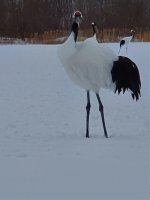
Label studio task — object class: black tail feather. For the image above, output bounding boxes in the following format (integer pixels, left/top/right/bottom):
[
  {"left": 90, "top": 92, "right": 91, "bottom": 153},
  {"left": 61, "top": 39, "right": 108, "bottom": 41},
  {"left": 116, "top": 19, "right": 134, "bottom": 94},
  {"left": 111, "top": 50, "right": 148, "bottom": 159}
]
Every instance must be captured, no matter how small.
[
  {"left": 120, "top": 40, "right": 125, "bottom": 47},
  {"left": 111, "top": 56, "right": 141, "bottom": 100}
]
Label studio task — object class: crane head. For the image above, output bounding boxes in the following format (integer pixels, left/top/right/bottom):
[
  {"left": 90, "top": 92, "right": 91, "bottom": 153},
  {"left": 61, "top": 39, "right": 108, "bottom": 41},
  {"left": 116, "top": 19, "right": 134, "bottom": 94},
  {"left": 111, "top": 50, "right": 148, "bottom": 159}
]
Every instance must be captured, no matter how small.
[{"left": 73, "top": 11, "right": 83, "bottom": 26}]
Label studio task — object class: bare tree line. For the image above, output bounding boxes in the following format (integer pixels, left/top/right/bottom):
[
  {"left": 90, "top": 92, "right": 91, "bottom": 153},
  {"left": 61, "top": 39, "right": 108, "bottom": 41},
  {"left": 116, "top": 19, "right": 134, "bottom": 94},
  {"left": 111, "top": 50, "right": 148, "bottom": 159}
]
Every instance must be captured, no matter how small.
[{"left": 0, "top": 0, "right": 150, "bottom": 42}]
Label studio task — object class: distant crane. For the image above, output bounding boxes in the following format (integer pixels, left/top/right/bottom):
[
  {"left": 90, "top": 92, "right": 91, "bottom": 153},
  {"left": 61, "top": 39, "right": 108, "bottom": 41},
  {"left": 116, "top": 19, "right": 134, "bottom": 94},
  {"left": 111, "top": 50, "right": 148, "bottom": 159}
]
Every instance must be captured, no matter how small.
[
  {"left": 118, "top": 30, "right": 135, "bottom": 55},
  {"left": 58, "top": 11, "right": 141, "bottom": 138},
  {"left": 91, "top": 22, "right": 97, "bottom": 37}
]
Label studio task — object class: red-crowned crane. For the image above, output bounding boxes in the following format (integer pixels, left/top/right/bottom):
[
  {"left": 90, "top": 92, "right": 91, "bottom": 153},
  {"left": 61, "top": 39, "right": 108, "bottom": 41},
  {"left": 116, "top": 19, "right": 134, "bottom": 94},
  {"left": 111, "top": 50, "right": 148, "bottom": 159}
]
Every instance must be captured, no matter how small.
[
  {"left": 118, "top": 30, "right": 135, "bottom": 55},
  {"left": 58, "top": 11, "right": 141, "bottom": 138}
]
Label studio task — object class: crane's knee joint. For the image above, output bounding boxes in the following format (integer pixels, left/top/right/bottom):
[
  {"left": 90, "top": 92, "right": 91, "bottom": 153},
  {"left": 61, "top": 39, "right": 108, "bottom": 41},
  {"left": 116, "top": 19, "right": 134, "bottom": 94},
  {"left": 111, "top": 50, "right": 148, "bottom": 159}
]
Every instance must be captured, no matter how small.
[{"left": 86, "top": 103, "right": 91, "bottom": 111}]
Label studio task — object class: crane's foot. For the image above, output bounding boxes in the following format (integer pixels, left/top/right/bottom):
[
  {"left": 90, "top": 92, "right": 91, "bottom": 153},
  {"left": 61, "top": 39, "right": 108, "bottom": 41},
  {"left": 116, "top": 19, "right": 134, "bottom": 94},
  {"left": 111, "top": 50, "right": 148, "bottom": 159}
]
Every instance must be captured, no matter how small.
[{"left": 105, "top": 134, "right": 109, "bottom": 138}]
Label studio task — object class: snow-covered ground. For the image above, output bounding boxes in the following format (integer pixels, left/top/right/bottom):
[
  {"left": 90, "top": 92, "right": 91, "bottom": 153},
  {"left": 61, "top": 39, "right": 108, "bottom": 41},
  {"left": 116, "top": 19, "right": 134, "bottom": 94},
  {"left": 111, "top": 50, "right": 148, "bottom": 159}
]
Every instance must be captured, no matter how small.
[{"left": 0, "top": 43, "right": 149, "bottom": 200}]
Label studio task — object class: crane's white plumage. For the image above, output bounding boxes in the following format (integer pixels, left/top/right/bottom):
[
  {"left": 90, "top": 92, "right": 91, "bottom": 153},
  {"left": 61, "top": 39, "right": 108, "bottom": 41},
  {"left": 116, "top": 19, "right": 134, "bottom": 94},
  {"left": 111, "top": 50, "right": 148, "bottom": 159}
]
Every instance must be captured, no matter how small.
[
  {"left": 58, "top": 29, "right": 118, "bottom": 93},
  {"left": 120, "top": 35, "right": 133, "bottom": 44}
]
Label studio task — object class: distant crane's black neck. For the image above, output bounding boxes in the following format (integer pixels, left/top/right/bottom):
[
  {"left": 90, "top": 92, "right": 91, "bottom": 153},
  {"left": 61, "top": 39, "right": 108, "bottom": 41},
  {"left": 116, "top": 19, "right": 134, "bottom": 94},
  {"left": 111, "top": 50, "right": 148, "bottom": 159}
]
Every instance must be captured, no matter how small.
[
  {"left": 71, "top": 22, "right": 79, "bottom": 43},
  {"left": 92, "top": 24, "right": 96, "bottom": 36},
  {"left": 131, "top": 32, "right": 134, "bottom": 36}
]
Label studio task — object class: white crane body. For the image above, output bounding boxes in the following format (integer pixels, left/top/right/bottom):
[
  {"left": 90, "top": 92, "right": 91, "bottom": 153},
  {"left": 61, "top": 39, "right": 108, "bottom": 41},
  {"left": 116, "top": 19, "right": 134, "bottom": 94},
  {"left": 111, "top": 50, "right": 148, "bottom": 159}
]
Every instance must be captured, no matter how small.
[
  {"left": 118, "top": 30, "right": 135, "bottom": 54},
  {"left": 58, "top": 34, "right": 118, "bottom": 93}
]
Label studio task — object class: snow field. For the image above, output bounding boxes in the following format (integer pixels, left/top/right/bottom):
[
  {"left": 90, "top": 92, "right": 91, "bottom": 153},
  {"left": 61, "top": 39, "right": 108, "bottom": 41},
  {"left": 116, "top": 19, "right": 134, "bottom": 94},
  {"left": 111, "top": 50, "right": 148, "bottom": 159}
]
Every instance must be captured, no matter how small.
[{"left": 0, "top": 43, "right": 149, "bottom": 200}]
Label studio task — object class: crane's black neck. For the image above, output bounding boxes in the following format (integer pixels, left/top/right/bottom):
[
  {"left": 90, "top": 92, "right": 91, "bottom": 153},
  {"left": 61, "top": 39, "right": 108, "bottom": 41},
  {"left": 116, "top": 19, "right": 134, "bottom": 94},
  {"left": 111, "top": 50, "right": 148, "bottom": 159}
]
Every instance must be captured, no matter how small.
[
  {"left": 71, "top": 22, "right": 79, "bottom": 43},
  {"left": 130, "top": 32, "right": 134, "bottom": 36},
  {"left": 92, "top": 24, "right": 96, "bottom": 36}
]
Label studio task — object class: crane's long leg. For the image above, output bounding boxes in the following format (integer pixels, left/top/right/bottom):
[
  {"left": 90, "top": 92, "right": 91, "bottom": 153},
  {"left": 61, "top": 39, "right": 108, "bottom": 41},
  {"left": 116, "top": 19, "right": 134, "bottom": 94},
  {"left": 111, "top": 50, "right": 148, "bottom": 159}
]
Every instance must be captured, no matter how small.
[
  {"left": 86, "top": 90, "right": 91, "bottom": 138},
  {"left": 126, "top": 45, "right": 128, "bottom": 55},
  {"left": 118, "top": 47, "right": 121, "bottom": 54},
  {"left": 96, "top": 93, "right": 108, "bottom": 138}
]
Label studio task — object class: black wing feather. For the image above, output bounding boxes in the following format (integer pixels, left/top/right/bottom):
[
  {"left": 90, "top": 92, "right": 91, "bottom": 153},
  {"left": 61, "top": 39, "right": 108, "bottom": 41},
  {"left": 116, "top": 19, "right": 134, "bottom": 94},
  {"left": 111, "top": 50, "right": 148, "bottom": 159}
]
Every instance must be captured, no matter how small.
[{"left": 111, "top": 56, "right": 141, "bottom": 100}]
